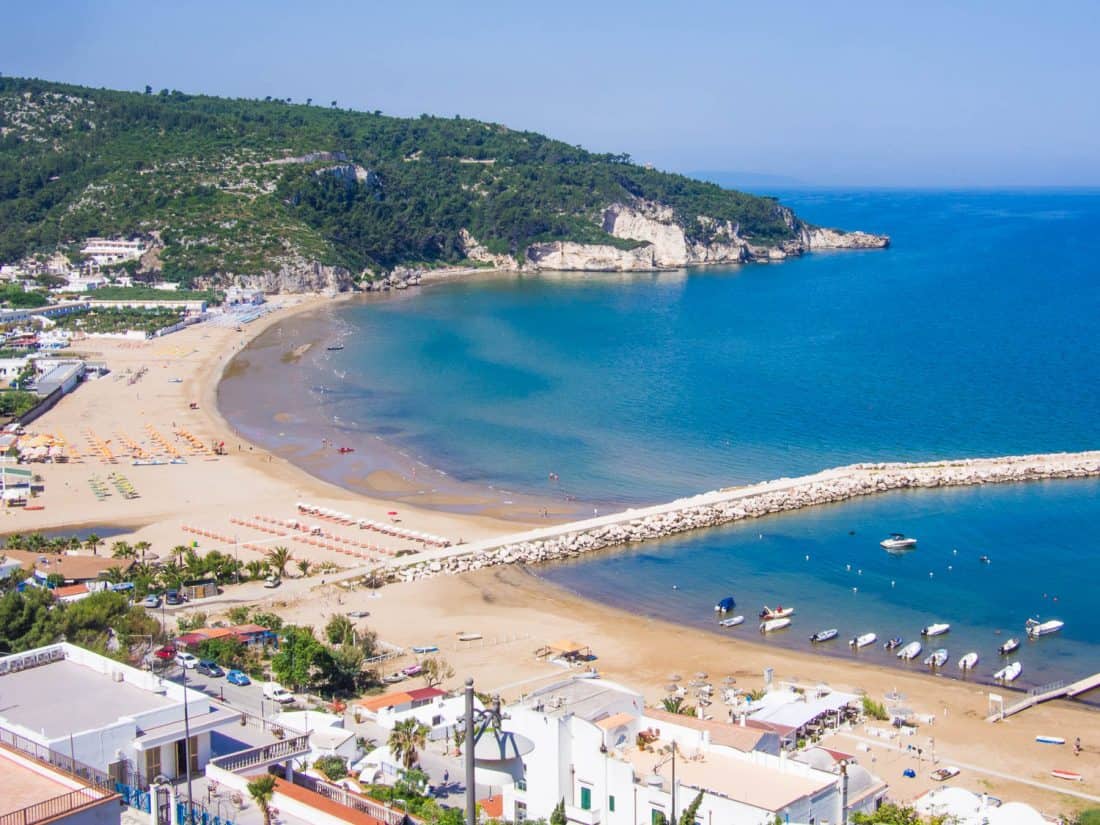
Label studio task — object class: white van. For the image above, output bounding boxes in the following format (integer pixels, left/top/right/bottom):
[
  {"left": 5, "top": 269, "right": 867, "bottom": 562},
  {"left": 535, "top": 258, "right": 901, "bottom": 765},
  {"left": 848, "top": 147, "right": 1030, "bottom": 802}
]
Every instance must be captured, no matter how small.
[{"left": 262, "top": 682, "right": 295, "bottom": 704}]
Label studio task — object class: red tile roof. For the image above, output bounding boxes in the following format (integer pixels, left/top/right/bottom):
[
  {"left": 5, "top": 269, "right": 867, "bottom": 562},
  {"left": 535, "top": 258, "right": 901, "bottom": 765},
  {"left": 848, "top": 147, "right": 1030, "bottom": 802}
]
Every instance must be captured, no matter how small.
[
  {"left": 479, "top": 796, "right": 504, "bottom": 819},
  {"left": 273, "top": 778, "right": 388, "bottom": 825}
]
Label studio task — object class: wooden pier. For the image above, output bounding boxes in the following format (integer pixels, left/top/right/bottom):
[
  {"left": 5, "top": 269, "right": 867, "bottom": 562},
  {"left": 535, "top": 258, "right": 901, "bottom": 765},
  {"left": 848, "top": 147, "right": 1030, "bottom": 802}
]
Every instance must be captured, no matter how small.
[{"left": 988, "top": 671, "right": 1100, "bottom": 722}]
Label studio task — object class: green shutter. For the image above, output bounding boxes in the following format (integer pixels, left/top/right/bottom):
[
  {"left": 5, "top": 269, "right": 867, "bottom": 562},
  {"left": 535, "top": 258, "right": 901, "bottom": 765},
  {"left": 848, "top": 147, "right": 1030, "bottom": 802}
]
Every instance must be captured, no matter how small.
[
  {"left": 609, "top": 796, "right": 615, "bottom": 813},
  {"left": 580, "top": 787, "right": 592, "bottom": 810}
]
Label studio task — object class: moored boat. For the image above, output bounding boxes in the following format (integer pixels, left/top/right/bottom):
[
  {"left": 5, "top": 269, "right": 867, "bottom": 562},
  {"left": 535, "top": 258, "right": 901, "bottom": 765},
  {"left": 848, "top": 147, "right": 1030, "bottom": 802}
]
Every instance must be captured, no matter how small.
[
  {"left": 994, "top": 661, "right": 1023, "bottom": 682},
  {"left": 998, "top": 637, "right": 1020, "bottom": 655},
  {"left": 884, "top": 637, "right": 903, "bottom": 650},
  {"left": 719, "top": 615, "right": 744, "bottom": 628},
  {"left": 715, "top": 596, "right": 736, "bottom": 613},
  {"left": 921, "top": 622, "right": 951, "bottom": 637},
  {"left": 810, "top": 628, "right": 838, "bottom": 643},
  {"left": 1051, "top": 769, "right": 1083, "bottom": 782},
  {"left": 1036, "top": 736, "right": 1066, "bottom": 745},
  {"left": 880, "top": 533, "right": 918, "bottom": 551},
  {"left": 957, "top": 652, "right": 979, "bottom": 671},
  {"left": 760, "top": 617, "right": 792, "bottom": 633},
  {"left": 896, "top": 641, "right": 922, "bottom": 660},
  {"left": 931, "top": 766, "right": 960, "bottom": 782},
  {"left": 759, "top": 605, "right": 794, "bottom": 620},
  {"left": 326, "top": 344, "right": 345, "bottom": 351},
  {"left": 1025, "top": 618, "right": 1064, "bottom": 638},
  {"left": 924, "top": 648, "right": 948, "bottom": 668},
  {"left": 849, "top": 632, "right": 877, "bottom": 649}
]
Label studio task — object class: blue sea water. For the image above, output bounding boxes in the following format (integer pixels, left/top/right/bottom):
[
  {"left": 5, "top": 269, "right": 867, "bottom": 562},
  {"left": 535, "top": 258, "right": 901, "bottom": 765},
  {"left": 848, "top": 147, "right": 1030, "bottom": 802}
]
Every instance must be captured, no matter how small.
[{"left": 220, "top": 189, "right": 1100, "bottom": 685}]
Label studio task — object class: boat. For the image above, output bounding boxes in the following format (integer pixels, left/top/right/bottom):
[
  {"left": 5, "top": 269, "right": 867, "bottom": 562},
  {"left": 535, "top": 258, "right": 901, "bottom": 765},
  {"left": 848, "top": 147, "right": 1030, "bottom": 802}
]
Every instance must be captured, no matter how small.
[
  {"left": 979, "top": 555, "right": 991, "bottom": 563},
  {"left": 337, "top": 446, "right": 355, "bottom": 454},
  {"left": 1051, "top": 769, "right": 1083, "bottom": 782},
  {"left": 931, "top": 766, "right": 960, "bottom": 782},
  {"left": 896, "top": 641, "right": 922, "bottom": 660},
  {"left": 810, "top": 629, "right": 838, "bottom": 643},
  {"left": 715, "top": 596, "right": 735, "bottom": 613},
  {"left": 883, "top": 637, "right": 903, "bottom": 650},
  {"left": 957, "top": 652, "right": 979, "bottom": 671},
  {"left": 1036, "top": 736, "right": 1066, "bottom": 745},
  {"left": 998, "top": 637, "right": 1020, "bottom": 655},
  {"left": 994, "top": 661, "right": 1023, "bottom": 682},
  {"left": 849, "top": 632, "right": 877, "bottom": 649},
  {"left": 921, "top": 623, "right": 951, "bottom": 636},
  {"left": 924, "top": 648, "right": 948, "bottom": 668},
  {"left": 1025, "top": 618, "right": 1064, "bottom": 638},
  {"left": 719, "top": 615, "right": 745, "bottom": 628},
  {"left": 326, "top": 344, "right": 345, "bottom": 351},
  {"left": 457, "top": 632, "right": 483, "bottom": 642},
  {"left": 880, "top": 533, "right": 918, "bottom": 551},
  {"left": 759, "top": 605, "right": 794, "bottom": 620},
  {"left": 760, "top": 618, "right": 792, "bottom": 633},
  {"left": 411, "top": 645, "right": 439, "bottom": 654}
]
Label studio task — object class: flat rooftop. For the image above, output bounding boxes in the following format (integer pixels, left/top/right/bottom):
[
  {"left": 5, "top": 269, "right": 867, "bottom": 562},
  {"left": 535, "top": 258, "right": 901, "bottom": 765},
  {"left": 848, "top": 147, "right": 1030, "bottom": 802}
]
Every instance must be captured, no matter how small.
[
  {"left": 522, "top": 678, "right": 641, "bottom": 723},
  {"left": 624, "top": 745, "right": 835, "bottom": 812},
  {"left": 0, "top": 747, "right": 111, "bottom": 815},
  {"left": 0, "top": 659, "right": 174, "bottom": 738}
]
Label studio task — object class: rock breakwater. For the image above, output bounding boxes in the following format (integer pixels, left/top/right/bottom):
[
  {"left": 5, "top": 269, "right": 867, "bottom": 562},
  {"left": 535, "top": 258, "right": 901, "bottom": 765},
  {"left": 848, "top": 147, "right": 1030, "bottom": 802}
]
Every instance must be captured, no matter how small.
[{"left": 395, "top": 451, "right": 1100, "bottom": 582}]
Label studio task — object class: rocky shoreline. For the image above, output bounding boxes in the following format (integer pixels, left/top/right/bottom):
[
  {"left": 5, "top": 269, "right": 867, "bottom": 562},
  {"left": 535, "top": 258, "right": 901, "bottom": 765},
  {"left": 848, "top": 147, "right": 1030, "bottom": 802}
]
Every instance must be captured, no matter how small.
[{"left": 396, "top": 451, "right": 1100, "bottom": 581}]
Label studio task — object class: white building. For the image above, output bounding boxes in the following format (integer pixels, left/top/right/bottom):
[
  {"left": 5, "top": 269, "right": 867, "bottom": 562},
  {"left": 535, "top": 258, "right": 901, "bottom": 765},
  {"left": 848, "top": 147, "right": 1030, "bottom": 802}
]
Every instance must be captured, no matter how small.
[
  {"left": 80, "top": 238, "right": 146, "bottom": 267},
  {"left": 497, "top": 677, "right": 885, "bottom": 825},
  {"left": 914, "top": 786, "right": 1048, "bottom": 825},
  {"left": 354, "top": 686, "right": 479, "bottom": 740},
  {"left": 273, "top": 709, "right": 360, "bottom": 765}
]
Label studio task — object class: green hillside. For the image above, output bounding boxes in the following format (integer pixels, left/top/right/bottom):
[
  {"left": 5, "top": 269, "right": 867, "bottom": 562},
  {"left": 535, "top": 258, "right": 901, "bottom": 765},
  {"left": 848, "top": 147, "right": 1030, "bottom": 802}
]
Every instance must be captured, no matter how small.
[{"left": 0, "top": 76, "right": 801, "bottom": 282}]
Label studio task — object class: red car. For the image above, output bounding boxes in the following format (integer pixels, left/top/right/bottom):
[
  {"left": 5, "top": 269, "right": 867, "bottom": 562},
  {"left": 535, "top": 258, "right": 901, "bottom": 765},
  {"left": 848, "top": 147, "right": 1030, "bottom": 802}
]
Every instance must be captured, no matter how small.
[{"left": 154, "top": 645, "right": 177, "bottom": 661}]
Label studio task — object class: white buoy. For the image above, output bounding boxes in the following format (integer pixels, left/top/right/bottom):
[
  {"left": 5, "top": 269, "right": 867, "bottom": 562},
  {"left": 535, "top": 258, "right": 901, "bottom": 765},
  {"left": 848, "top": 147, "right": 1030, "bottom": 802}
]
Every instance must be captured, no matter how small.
[
  {"left": 852, "top": 587, "right": 858, "bottom": 593},
  {"left": 891, "top": 580, "right": 896, "bottom": 587},
  {"left": 805, "top": 555, "right": 810, "bottom": 561},
  {"left": 929, "top": 572, "right": 934, "bottom": 578},
  {"left": 846, "top": 564, "right": 852, "bottom": 571}
]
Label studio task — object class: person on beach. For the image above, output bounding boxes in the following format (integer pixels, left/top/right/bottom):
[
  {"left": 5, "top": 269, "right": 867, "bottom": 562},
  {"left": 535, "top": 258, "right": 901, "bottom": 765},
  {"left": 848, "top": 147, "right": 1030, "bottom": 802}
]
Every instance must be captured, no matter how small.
[{"left": 1075, "top": 737, "right": 1082, "bottom": 756}]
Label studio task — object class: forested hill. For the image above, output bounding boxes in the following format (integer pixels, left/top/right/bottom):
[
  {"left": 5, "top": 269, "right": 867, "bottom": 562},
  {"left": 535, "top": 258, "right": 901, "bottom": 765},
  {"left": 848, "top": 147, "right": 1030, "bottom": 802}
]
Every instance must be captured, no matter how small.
[{"left": 0, "top": 76, "right": 836, "bottom": 286}]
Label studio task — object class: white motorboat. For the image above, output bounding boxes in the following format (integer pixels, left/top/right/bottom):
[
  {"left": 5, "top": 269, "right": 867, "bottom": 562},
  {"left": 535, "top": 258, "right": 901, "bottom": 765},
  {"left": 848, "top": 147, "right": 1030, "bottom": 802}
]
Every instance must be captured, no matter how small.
[
  {"left": 760, "top": 617, "right": 792, "bottom": 633},
  {"left": 924, "top": 648, "right": 948, "bottom": 668},
  {"left": 849, "top": 632, "right": 877, "bottom": 649},
  {"left": 896, "top": 641, "right": 922, "bottom": 660},
  {"left": 880, "top": 533, "right": 918, "bottom": 551},
  {"left": 921, "top": 623, "right": 951, "bottom": 637},
  {"left": 957, "top": 652, "right": 979, "bottom": 671},
  {"left": 759, "top": 605, "right": 795, "bottom": 620},
  {"left": 1026, "top": 618, "right": 1064, "bottom": 638},
  {"left": 998, "top": 637, "right": 1020, "bottom": 655},
  {"left": 719, "top": 615, "right": 745, "bottom": 628},
  {"left": 810, "top": 628, "right": 838, "bottom": 643},
  {"left": 994, "top": 661, "right": 1023, "bottom": 682}
]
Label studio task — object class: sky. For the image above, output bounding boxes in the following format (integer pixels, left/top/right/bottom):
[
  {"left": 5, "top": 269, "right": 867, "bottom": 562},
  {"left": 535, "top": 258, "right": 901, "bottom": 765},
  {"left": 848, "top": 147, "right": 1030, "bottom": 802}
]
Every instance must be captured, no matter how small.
[{"left": 2, "top": 0, "right": 1098, "bottom": 186}]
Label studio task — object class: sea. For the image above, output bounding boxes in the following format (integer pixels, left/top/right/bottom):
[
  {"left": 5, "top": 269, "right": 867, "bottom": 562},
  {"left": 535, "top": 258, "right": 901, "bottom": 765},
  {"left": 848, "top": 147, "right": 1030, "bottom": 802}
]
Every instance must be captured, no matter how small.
[{"left": 219, "top": 189, "right": 1100, "bottom": 689}]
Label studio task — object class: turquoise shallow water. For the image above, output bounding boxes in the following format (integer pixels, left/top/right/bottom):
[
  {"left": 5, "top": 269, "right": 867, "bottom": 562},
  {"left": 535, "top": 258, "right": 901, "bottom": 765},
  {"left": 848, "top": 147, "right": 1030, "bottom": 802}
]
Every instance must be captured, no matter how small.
[{"left": 220, "top": 189, "right": 1100, "bottom": 684}]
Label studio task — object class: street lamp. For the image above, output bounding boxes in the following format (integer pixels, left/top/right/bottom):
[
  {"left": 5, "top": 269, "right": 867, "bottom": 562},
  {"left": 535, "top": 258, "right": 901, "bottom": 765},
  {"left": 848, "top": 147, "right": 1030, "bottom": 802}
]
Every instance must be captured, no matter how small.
[
  {"left": 655, "top": 742, "right": 678, "bottom": 825},
  {"left": 462, "top": 678, "right": 507, "bottom": 825}
]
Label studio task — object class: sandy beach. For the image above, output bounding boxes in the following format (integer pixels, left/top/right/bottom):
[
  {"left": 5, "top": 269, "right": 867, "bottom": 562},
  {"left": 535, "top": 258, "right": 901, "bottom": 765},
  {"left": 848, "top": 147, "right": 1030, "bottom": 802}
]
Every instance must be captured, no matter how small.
[{"left": 13, "top": 292, "right": 1100, "bottom": 820}]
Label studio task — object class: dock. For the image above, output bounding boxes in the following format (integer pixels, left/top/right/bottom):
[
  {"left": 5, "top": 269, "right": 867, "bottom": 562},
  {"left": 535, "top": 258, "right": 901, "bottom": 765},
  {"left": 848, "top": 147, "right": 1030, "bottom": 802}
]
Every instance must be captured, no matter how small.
[{"left": 988, "top": 671, "right": 1100, "bottom": 722}]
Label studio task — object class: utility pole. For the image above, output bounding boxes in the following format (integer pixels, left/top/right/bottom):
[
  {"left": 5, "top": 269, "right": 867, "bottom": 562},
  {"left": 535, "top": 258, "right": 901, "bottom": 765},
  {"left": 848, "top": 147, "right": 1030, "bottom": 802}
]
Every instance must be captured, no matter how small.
[
  {"left": 465, "top": 678, "right": 476, "bottom": 825},
  {"left": 840, "top": 760, "right": 849, "bottom": 825}
]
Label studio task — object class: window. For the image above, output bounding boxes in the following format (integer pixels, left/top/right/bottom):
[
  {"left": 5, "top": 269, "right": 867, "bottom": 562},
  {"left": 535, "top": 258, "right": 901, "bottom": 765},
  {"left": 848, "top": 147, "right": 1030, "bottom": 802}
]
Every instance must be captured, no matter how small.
[
  {"left": 609, "top": 796, "right": 615, "bottom": 813},
  {"left": 189, "top": 736, "right": 199, "bottom": 774},
  {"left": 651, "top": 808, "right": 664, "bottom": 825},
  {"left": 145, "top": 747, "right": 161, "bottom": 780},
  {"left": 515, "top": 801, "right": 527, "bottom": 823},
  {"left": 580, "top": 786, "right": 592, "bottom": 811}
]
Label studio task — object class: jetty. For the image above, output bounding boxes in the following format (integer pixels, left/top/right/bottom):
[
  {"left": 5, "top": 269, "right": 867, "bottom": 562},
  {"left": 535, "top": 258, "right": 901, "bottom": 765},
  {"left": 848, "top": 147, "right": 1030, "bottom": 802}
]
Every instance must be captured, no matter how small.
[
  {"left": 392, "top": 450, "right": 1100, "bottom": 582},
  {"left": 988, "top": 672, "right": 1100, "bottom": 722}
]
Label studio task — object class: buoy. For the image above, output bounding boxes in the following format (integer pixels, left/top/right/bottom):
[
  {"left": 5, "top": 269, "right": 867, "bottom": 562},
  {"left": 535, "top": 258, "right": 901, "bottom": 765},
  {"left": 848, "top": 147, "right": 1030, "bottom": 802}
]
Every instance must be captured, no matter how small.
[
  {"left": 805, "top": 555, "right": 810, "bottom": 561},
  {"left": 852, "top": 587, "right": 858, "bottom": 593},
  {"left": 891, "top": 580, "right": 896, "bottom": 587},
  {"left": 929, "top": 572, "right": 934, "bottom": 578},
  {"left": 846, "top": 564, "right": 852, "bottom": 571}
]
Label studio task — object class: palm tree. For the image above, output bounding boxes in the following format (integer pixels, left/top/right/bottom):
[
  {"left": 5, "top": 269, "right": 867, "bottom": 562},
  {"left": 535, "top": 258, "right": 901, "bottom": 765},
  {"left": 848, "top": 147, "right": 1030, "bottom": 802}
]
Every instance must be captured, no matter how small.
[
  {"left": 171, "top": 545, "right": 188, "bottom": 566},
  {"left": 67, "top": 536, "right": 83, "bottom": 553},
  {"left": 266, "top": 546, "right": 292, "bottom": 579},
  {"left": 134, "top": 540, "right": 152, "bottom": 564},
  {"left": 247, "top": 774, "right": 277, "bottom": 825},
  {"left": 660, "top": 696, "right": 695, "bottom": 716},
  {"left": 103, "top": 566, "right": 127, "bottom": 585},
  {"left": 111, "top": 541, "right": 136, "bottom": 559},
  {"left": 158, "top": 562, "right": 183, "bottom": 590},
  {"left": 25, "top": 533, "right": 45, "bottom": 552},
  {"left": 182, "top": 548, "right": 205, "bottom": 579},
  {"left": 244, "top": 560, "right": 265, "bottom": 580},
  {"left": 84, "top": 534, "right": 102, "bottom": 556},
  {"left": 4, "top": 532, "right": 24, "bottom": 550},
  {"left": 295, "top": 559, "right": 311, "bottom": 577},
  {"left": 388, "top": 718, "right": 429, "bottom": 770}
]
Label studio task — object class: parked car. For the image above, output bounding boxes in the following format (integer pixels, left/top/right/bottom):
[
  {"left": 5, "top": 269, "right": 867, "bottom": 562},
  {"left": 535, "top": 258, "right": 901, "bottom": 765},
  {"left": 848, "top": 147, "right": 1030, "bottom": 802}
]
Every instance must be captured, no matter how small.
[
  {"left": 263, "top": 575, "right": 281, "bottom": 589},
  {"left": 154, "top": 644, "right": 177, "bottom": 661},
  {"left": 165, "top": 590, "right": 183, "bottom": 606},
  {"left": 401, "top": 664, "right": 423, "bottom": 677},
  {"left": 262, "top": 682, "right": 295, "bottom": 703},
  {"left": 196, "top": 660, "right": 224, "bottom": 678},
  {"left": 142, "top": 594, "right": 161, "bottom": 609},
  {"left": 226, "top": 670, "right": 251, "bottom": 686},
  {"left": 175, "top": 652, "right": 199, "bottom": 669}
]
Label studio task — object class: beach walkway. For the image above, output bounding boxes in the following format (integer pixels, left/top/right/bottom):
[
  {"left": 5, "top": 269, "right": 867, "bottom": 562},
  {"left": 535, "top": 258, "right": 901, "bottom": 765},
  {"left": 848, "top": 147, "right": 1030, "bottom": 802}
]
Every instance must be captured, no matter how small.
[{"left": 988, "top": 671, "right": 1100, "bottom": 722}]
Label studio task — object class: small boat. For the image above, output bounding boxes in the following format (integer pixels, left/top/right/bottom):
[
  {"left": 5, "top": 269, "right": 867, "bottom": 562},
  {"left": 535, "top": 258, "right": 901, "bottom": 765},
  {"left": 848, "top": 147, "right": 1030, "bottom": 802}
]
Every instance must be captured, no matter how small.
[
  {"left": 810, "top": 628, "right": 838, "bottom": 643},
  {"left": 931, "top": 766, "right": 960, "bottom": 782},
  {"left": 326, "top": 344, "right": 345, "bottom": 351},
  {"left": 715, "top": 596, "right": 735, "bottom": 613},
  {"left": 719, "top": 615, "right": 745, "bottom": 628},
  {"left": 921, "top": 622, "right": 950, "bottom": 636},
  {"left": 924, "top": 648, "right": 948, "bottom": 668},
  {"left": 979, "top": 555, "right": 991, "bottom": 563},
  {"left": 999, "top": 637, "right": 1020, "bottom": 655},
  {"left": 168, "top": 377, "right": 183, "bottom": 383},
  {"left": 338, "top": 446, "right": 355, "bottom": 454},
  {"left": 883, "top": 637, "right": 903, "bottom": 650},
  {"left": 759, "top": 605, "right": 794, "bottom": 620},
  {"left": 957, "top": 652, "right": 979, "bottom": 671},
  {"left": 1026, "top": 618, "right": 1064, "bottom": 638},
  {"left": 897, "top": 641, "right": 922, "bottom": 660},
  {"left": 994, "top": 661, "right": 1023, "bottom": 682},
  {"left": 1051, "top": 769, "right": 1083, "bottom": 782},
  {"left": 457, "top": 632, "right": 483, "bottom": 642},
  {"left": 1036, "top": 736, "right": 1066, "bottom": 745},
  {"left": 849, "top": 632, "right": 877, "bottom": 649},
  {"left": 880, "top": 533, "right": 918, "bottom": 551},
  {"left": 760, "top": 618, "right": 792, "bottom": 633},
  {"left": 411, "top": 645, "right": 439, "bottom": 654}
]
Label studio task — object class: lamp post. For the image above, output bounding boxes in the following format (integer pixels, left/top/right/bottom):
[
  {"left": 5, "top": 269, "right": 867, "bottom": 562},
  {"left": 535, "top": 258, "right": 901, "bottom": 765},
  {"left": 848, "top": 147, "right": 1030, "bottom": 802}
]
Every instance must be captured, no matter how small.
[
  {"left": 463, "top": 678, "right": 506, "bottom": 825},
  {"left": 179, "top": 665, "right": 194, "bottom": 811},
  {"left": 656, "top": 742, "right": 677, "bottom": 825}
]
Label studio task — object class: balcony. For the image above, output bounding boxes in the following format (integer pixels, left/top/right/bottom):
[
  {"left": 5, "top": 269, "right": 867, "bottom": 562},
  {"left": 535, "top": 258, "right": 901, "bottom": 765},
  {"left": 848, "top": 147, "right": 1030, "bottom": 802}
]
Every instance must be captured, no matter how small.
[{"left": 565, "top": 804, "right": 602, "bottom": 825}]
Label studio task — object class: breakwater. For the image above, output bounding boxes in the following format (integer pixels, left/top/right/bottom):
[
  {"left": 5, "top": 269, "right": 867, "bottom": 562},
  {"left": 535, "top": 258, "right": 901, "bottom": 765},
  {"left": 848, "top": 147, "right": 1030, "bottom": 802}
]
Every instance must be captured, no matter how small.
[{"left": 396, "top": 451, "right": 1100, "bottom": 580}]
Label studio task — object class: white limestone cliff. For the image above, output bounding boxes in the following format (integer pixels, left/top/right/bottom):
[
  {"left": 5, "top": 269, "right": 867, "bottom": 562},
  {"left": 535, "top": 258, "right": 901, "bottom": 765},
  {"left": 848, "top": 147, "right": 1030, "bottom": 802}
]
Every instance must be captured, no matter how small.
[{"left": 801, "top": 226, "right": 890, "bottom": 250}]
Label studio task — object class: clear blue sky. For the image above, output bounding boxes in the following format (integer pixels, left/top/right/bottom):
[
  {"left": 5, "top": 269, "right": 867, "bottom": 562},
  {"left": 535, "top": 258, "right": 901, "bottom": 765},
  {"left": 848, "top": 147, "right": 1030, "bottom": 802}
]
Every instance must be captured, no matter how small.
[{"left": 3, "top": 0, "right": 1098, "bottom": 186}]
